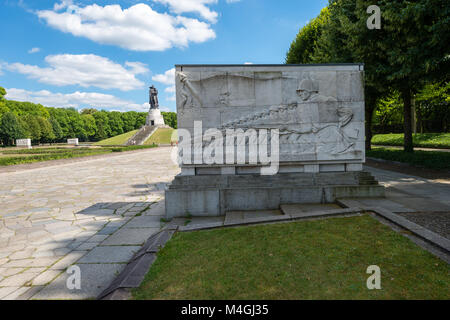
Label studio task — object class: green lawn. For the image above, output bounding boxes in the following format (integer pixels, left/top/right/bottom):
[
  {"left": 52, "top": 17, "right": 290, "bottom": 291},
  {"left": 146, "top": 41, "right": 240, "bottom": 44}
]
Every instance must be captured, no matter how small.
[
  {"left": 93, "top": 129, "right": 138, "bottom": 146},
  {"left": 144, "top": 128, "right": 177, "bottom": 145},
  {"left": 0, "top": 145, "right": 156, "bottom": 166},
  {"left": 132, "top": 215, "right": 449, "bottom": 300},
  {"left": 372, "top": 133, "right": 450, "bottom": 149},
  {"left": 367, "top": 147, "right": 450, "bottom": 170}
]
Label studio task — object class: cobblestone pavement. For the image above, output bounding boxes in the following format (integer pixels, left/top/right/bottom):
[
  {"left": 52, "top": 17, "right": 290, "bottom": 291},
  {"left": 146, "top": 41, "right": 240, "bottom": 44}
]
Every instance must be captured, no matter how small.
[{"left": 0, "top": 147, "right": 180, "bottom": 299}]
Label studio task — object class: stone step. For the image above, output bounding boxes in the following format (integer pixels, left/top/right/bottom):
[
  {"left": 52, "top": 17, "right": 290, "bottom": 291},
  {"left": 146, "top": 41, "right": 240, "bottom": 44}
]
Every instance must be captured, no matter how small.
[
  {"left": 224, "top": 209, "right": 283, "bottom": 224},
  {"left": 280, "top": 203, "right": 343, "bottom": 216},
  {"left": 125, "top": 125, "right": 156, "bottom": 146},
  {"left": 171, "top": 172, "right": 370, "bottom": 189}
]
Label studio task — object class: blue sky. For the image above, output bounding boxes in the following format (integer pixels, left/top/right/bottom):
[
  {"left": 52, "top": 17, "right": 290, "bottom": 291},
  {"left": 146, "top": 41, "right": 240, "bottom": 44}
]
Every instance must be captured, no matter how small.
[{"left": 0, "top": 0, "right": 327, "bottom": 112}]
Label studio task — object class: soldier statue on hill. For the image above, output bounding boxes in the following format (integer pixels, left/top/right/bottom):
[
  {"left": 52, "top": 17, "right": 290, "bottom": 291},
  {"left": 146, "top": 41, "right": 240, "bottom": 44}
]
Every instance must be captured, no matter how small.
[{"left": 149, "top": 85, "right": 159, "bottom": 109}]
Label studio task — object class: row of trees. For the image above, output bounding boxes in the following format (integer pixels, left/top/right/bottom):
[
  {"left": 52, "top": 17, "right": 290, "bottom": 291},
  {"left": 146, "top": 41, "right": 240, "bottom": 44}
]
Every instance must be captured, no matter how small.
[
  {"left": 286, "top": 0, "right": 449, "bottom": 151},
  {"left": 0, "top": 87, "right": 177, "bottom": 146}
]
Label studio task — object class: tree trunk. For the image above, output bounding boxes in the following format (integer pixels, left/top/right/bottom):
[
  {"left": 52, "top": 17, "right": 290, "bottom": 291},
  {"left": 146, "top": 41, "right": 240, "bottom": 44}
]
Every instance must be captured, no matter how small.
[
  {"left": 365, "top": 100, "right": 375, "bottom": 151},
  {"left": 401, "top": 88, "right": 414, "bottom": 152}
]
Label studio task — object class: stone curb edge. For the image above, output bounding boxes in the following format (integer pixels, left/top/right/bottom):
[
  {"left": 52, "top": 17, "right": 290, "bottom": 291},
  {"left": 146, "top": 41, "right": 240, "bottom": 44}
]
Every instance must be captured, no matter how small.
[
  {"left": 337, "top": 199, "right": 450, "bottom": 255},
  {"left": 97, "top": 225, "right": 178, "bottom": 300},
  {"left": 178, "top": 207, "right": 365, "bottom": 232},
  {"left": 369, "top": 206, "right": 450, "bottom": 254}
]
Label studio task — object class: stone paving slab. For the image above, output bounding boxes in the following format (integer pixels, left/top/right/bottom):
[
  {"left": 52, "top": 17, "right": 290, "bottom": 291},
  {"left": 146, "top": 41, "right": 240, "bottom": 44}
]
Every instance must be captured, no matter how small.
[
  {"left": 101, "top": 228, "right": 160, "bottom": 246},
  {"left": 336, "top": 198, "right": 413, "bottom": 213},
  {"left": 125, "top": 215, "right": 163, "bottom": 228},
  {"left": 78, "top": 246, "right": 141, "bottom": 264},
  {"left": 32, "top": 263, "right": 127, "bottom": 300},
  {"left": 50, "top": 251, "right": 87, "bottom": 270}
]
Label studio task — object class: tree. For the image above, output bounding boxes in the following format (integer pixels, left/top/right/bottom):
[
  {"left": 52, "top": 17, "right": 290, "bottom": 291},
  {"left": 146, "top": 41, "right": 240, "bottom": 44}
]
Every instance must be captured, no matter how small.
[
  {"left": 82, "top": 114, "right": 97, "bottom": 140},
  {"left": 0, "top": 87, "right": 10, "bottom": 121},
  {"left": 0, "top": 112, "right": 26, "bottom": 146},
  {"left": 36, "top": 116, "right": 55, "bottom": 143},
  {"left": 310, "top": 0, "right": 390, "bottom": 150},
  {"left": 80, "top": 108, "right": 98, "bottom": 115},
  {"left": 49, "top": 117, "right": 63, "bottom": 142},
  {"left": 415, "top": 81, "right": 450, "bottom": 132},
  {"left": 121, "top": 111, "right": 138, "bottom": 132},
  {"left": 377, "top": 0, "right": 450, "bottom": 151},
  {"left": 92, "top": 111, "right": 112, "bottom": 141},
  {"left": 66, "top": 108, "right": 86, "bottom": 139},
  {"left": 108, "top": 111, "right": 124, "bottom": 136},
  {"left": 162, "top": 111, "right": 177, "bottom": 129},
  {"left": 136, "top": 112, "right": 147, "bottom": 128},
  {"left": 48, "top": 108, "right": 71, "bottom": 139},
  {"left": 22, "top": 114, "right": 42, "bottom": 142},
  {"left": 286, "top": 8, "right": 330, "bottom": 64},
  {"left": 0, "top": 87, "right": 6, "bottom": 100}
]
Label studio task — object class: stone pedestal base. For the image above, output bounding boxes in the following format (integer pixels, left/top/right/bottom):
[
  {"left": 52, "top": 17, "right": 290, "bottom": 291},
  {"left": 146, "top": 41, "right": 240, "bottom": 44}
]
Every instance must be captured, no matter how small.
[
  {"left": 165, "top": 171, "right": 384, "bottom": 218},
  {"left": 146, "top": 109, "right": 165, "bottom": 126}
]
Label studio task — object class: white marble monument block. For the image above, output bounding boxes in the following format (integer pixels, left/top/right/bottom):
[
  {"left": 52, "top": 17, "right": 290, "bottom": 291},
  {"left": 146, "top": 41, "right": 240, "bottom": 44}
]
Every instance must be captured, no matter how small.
[
  {"left": 16, "top": 139, "right": 32, "bottom": 149},
  {"left": 175, "top": 64, "right": 365, "bottom": 171},
  {"left": 67, "top": 138, "right": 79, "bottom": 146},
  {"left": 166, "top": 64, "right": 383, "bottom": 218}
]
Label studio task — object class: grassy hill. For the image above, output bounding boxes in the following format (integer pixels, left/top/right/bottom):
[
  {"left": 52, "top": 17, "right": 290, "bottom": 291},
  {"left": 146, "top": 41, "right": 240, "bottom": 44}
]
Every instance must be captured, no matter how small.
[
  {"left": 144, "top": 128, "right": 177, "bottom": 145},
  {"left": 94, "top": 129, "right": 138, "bottom": 146}
]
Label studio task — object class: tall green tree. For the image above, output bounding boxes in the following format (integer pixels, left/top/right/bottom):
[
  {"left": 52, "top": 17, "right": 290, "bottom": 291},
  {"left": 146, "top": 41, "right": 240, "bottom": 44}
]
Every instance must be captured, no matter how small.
[
  {"left": 286, "top": 8, "right": 330, "bottom": 64},
  {"left": 380, "top": 0, "right": 450, "bottom": 151},
  {"left": 310, "top": 0, "right": 390, "bottom": 150},
  {"left": 108, "top": 111, "right": 124, "bottom": 136},
  {"left": 82, "top": 114, "right": 97, "bottom": 140},
  {"left": 0, "top": 87, "right": 9, "bottom": 119},
  {"left": 92, "top": 111, "right": 112, "bottom": 141},
  {"left": 0, "top": 112, "right": 25, "bottom": 146},
  {"left": 36, "top": 116, "right": 55, "bottom": 143},
  {"left": 162, "top": 111, "right": 177, "bottom": 129},
  {"left": 121, "top": 111, "right": 138, "bottom": 132},
  {"left": 22, "top": 114, "right": 42, "bottom": 142},
  {"left": 0, "top": 87, "right": 6, "bottom": 100},
  {"left": 49, "top": 117, "right": 63, "bottom": 142}
]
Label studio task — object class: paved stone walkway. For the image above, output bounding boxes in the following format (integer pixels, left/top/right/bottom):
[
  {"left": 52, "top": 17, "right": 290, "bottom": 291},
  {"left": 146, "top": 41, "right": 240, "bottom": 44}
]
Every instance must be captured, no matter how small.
[
  {"left": 364, "top": 165, "right": 450, "bottom": 239},
  {"left": 0, "top": 147, "right": 180, "bottom": 299}
]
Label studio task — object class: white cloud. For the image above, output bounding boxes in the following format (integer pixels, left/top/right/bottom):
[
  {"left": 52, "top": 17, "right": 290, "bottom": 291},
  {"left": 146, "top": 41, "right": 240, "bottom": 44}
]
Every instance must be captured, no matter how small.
[
  {"left": 244, "top": 62, "right": 253, "bottom": 64},
  {"left": 153, "top": 0, "right": 218, "bottom": 23},
  {"left": 160, "top": 106, "right": 172, "bottom": 112},
  {"left": 28, "top": 47, "right": 41, "bottom": 54},
  {"left": 226, "top": 0, "right": 241, "bottom": 3},
  {"left": 152, "top": 68, "right": 176, "bottom": 101},
  {"left": 164, "top": 85, "right": 176, "bottom": 93},
  {"left": 152, "top": 68, "right": 175, "bottom": 85},
  {"left": 6, "top": 54, "right": 148, "bottom": 91},
  {"left": 53, "top": 0, "right": 73, "bottom": 11},
  {"left": 37, "top": 2, "right": 216, "bottom": 51},
  {"left": 5, "top": 88, "right": 148, "bottom": 111}
]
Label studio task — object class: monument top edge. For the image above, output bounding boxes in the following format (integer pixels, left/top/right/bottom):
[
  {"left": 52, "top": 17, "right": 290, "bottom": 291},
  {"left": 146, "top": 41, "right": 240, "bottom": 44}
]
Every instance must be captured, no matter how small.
[{"left": 175, "top": 63, "right": 364, "bottom": 67}]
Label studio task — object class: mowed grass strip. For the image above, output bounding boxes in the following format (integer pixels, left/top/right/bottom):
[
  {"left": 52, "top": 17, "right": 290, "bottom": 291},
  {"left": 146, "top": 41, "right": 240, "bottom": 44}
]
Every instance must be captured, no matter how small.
[
  {"left": 367, "top": 147, "right": 450, "bottom": 170},
  {"left": 372, "top": 133, "right": 450, "bottom": 149},
  {"left": 133, "top": 215, "right": 450, "bottom": 300},
  {"left": 0, "top": 145, "right": 157, "bottom": 166},
  {"left": 144, "top": 128, "right": 177, "bottom": 145},
  {"left": 0, "top": 148, "right": 110, "bottom": 166},
  {"left": 94, "top": 129, "right": 139, "bottom": 146}
]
